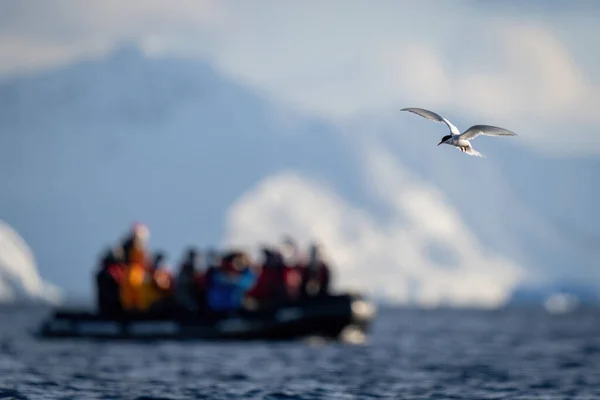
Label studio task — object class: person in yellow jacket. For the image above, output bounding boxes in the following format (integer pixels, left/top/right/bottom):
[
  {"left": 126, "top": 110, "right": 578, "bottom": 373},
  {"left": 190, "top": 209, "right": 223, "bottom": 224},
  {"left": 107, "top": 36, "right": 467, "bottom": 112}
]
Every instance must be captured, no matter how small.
[
  {"left": 119, "top": 222, "right": 152, "bottom": 312},
  {"left": 139, "top": 252, "right": 174, "bottom": 312}
]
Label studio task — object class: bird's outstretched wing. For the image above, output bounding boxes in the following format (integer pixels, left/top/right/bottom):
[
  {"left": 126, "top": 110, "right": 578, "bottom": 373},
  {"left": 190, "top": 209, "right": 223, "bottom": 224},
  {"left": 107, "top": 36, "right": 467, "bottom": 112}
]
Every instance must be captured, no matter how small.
[
  {"left": 460, "top": 125, "right": 517, "bottom": 140},
  {"left": 401, "top": 107, "right": 461, "bottom": 136}
]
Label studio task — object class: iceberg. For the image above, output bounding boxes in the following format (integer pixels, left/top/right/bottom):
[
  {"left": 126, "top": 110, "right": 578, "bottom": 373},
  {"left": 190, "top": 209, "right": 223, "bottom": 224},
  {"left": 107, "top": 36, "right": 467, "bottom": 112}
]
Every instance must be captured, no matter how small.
[{"left": 0, "top": 219, "right": 62, "bottom": 304}]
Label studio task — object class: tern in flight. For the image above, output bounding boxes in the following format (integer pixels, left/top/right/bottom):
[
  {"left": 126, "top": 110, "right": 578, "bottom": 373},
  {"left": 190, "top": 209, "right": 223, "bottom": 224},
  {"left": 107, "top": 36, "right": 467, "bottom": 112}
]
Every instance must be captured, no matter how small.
[{"left": 400, "top": 107, "right": 517, "bottom": 158}]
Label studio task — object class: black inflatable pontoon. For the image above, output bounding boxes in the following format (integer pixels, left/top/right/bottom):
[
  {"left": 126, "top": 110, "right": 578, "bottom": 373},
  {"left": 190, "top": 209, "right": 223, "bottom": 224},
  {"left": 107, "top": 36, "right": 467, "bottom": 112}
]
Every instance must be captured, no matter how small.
[{"left": 35, "top": 293, "right": 375, "bottom": 342}]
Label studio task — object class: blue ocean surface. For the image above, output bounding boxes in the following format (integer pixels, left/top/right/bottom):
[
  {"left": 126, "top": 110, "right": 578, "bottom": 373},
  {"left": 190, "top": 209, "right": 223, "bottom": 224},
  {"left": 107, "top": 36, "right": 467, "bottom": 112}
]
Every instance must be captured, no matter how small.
[{"left": 1, "top": 305, "right": 599, "bottom": 399}]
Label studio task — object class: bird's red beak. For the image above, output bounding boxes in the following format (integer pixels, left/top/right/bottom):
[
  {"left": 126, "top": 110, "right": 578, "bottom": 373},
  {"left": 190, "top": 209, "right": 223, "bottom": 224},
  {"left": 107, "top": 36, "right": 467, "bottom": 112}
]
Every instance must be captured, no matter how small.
[{"left": 437, "top": 141, "right": 443, "bottom": 146}]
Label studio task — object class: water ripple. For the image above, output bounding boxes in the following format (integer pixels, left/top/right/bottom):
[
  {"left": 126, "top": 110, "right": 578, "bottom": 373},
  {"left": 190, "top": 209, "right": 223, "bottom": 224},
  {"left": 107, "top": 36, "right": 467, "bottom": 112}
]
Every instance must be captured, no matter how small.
[{"left": 1, "top": 307, "right": 600, "bottom": 399}]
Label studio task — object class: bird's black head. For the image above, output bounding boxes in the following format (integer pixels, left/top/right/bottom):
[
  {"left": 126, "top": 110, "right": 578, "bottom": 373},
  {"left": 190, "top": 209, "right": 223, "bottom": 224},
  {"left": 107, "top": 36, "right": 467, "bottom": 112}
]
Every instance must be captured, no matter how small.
[{"left": 438, "top": 135, "right": 452, "bottom": 146}]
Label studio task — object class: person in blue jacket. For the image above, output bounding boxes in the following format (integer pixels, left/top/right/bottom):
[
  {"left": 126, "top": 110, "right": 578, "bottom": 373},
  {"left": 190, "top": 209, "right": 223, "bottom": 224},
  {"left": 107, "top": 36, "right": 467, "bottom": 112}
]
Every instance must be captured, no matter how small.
[{"left": 206, "top": 251, "right": 257, "bottom": 313}]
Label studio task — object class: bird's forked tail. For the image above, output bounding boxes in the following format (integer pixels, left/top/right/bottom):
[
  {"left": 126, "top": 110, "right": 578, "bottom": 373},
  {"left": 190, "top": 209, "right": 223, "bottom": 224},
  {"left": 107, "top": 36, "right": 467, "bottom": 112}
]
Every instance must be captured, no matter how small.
[{"left": 464, "top": 146, "right": 486, "bottom": 158}]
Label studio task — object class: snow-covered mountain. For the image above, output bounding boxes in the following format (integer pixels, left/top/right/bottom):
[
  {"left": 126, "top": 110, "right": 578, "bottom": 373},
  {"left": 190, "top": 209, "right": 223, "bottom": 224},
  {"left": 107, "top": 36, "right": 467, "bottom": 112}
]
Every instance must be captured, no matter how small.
[
  {"left": 0, "top": 44, "right": 597, "bottom": 306},
  {"left": 0, "top": 219, "right": 62, "bottom": 304}
]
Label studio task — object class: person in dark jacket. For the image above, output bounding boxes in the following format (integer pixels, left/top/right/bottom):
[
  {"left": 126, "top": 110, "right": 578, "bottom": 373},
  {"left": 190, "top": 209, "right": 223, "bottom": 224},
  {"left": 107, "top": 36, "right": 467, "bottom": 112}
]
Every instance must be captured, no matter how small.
[
  {"left": 301, "top": 242, "right": 331, "bottom": 298},
  {"left": 203, "top": 248, "right": 221, "bottom": 289},
  {"left": 175, "top": 247, "right": 203, "bottom": 313},
  {"left": 95, "top": 246, "right": 125, "bottom": 316}
]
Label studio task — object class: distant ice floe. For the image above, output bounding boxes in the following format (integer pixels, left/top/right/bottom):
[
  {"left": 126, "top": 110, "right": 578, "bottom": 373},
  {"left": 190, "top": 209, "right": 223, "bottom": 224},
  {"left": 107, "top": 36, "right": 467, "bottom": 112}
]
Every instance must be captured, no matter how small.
[
  {"left": 544, "top": 293, "right": 579, "bottom": 314},
  {"left": 0, "top": 219, "right": 62, "bottom": 304}
]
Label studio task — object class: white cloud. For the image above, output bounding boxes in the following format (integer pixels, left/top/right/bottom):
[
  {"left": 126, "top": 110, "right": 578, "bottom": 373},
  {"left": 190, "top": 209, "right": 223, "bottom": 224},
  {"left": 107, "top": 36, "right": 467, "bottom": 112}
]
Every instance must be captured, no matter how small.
[
  {"left": 0, "top": 37, "right": 109, "bottom": 75},
  {"left": 222, "top": 145, "right": 524, "bottom": 308},
  {"left": 210, "top": 14, "right": 600, "bottom": 154},
  {"left": 0, "top": 1, "right": 599, "bottom": 153},
  {"left": 0, "top": 0, "right": 223, "bottom": 75}
]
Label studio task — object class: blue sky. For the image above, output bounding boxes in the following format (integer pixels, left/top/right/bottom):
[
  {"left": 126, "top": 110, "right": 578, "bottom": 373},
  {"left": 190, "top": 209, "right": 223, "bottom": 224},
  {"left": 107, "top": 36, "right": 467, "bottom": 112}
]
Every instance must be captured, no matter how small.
[
  {"left": 1, "top": 0, "right": 599, "bottom": 154},
  {"left": 0, "top": 1, "right": 599, "bottom": 306}
]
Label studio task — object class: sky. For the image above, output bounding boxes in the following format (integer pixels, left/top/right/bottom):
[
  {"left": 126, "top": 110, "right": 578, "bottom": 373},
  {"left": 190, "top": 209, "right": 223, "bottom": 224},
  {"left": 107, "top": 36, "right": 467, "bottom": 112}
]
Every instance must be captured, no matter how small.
[
  {"left": 0, "top": 1, "right": 599, "bottom": 306},
  {"left": 1, "top": 0, "right": 600, "bottom": 154}
]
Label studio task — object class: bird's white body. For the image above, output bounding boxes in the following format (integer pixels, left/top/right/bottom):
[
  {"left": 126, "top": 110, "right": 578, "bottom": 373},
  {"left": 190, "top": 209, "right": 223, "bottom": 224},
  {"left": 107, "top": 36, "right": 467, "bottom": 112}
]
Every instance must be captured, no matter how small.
[
  {"left": 400, "top": 107, "right": 517, "bottom": 158},
  {"left": 445, "top": 137, "right": 483, "bottom": 157}
]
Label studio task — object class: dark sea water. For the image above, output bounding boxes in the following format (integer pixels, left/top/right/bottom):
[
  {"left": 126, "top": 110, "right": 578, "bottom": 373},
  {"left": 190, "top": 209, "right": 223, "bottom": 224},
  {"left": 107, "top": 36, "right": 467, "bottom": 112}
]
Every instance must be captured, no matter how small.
[{"left": 1, "top": 305, "right": 599, "bottom": 399}]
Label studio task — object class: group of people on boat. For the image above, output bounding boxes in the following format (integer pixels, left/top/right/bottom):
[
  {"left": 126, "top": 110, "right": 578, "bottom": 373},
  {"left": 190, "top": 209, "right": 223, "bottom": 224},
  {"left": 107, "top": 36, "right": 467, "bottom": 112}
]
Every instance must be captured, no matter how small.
[{"left": 95, "top": 222, "right": 332, "bottom": 317}]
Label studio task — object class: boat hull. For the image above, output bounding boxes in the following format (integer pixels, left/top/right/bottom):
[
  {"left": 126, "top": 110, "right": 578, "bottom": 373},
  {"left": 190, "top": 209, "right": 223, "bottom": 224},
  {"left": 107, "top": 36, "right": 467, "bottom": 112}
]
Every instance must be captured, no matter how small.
[{"left": 35, "top": 293, "right": 375, "bottom": 342}]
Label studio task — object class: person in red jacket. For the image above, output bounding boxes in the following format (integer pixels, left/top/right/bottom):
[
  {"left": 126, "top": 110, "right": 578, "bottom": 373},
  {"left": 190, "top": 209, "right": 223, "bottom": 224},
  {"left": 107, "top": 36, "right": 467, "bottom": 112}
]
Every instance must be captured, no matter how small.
[
  {"left": 245, "top": 247, "right": 288, "bottom": 308},
  {"left": 279, "top": 236, "right": 306, "bottom": 301}
]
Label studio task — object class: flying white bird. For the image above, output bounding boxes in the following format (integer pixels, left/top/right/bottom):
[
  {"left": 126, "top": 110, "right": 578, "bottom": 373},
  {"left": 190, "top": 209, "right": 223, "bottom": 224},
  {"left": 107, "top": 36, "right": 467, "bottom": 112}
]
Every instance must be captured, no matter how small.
[{"left": 400, "top": 107, "right": 517, "bottom": 158}]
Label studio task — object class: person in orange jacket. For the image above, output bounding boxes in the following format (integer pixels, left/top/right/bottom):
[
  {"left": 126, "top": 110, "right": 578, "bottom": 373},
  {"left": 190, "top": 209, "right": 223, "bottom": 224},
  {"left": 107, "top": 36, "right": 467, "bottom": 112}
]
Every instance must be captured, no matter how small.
[{"left": 119, "top": 222, "right": 152, "bottom": 312}]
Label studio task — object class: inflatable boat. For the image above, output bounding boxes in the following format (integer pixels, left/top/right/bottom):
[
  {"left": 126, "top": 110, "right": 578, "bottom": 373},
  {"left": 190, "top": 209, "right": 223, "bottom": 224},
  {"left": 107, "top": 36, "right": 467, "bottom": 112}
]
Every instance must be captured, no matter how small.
[{"left": 35, "top": 293, "right": 375, "bottom": 342}]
